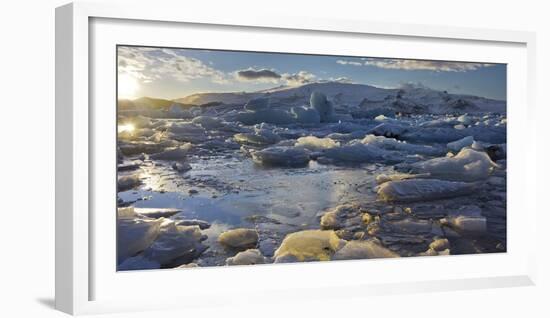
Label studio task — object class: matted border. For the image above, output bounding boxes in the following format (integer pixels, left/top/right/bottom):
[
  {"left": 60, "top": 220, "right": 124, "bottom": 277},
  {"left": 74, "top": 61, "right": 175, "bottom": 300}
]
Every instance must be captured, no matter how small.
[{"left": 55, "top": 1, "right": 537, "bottom": 315}]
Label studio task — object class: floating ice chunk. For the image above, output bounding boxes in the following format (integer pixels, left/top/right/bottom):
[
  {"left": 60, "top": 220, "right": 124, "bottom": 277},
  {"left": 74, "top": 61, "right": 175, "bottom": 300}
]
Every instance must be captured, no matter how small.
[
  {"left": 176, "top": 219, "right": 211, "bottom": 230},
  {"left": 332, "top": 240, "right": 399, "bottom": 260},
  {"left": 117, "top": 255, "right": 161, "bottom": 271},
  {"left": 117, "top": 217, "right": 162, "bottom": 263},
  {"left": 143, "top": 224, "right": 207, "bottom": 265},
  {"left": 274, "top": 230, "right": 345, "bottom": 263},
  {"left": 150, "top": 144, "right": 193, "bottom": 161},
  {"left": 218, "top": 228, "right": 259, "bottom": 249},
  {"left": 310, "top": 92, "right": 334, "bottom": 122},
  {"left": 429, "top": 238, "right": 450, "bottom": 251},
  {"left": 375, "top": 173, "right": 429, "bottom": 185},
  {"left": 226, "top": 249, "right": 267, "bottom": 266},
  {"left": 117, "top": 206, "right": 136, "bottom": 218},
  {"left": 457, "top": 114, "right": 472, "bottom": 125},
  {"left": 447, "top": 136, "right": 474, "bottom": 152},
  {"left": 191, "top": 116, "right": 224, "bottom": 129},
  {"left": 252, "top": 146, "right": 310, "bottom": 167},
  {"left": 134, "top": 208, "right": 181, "bottom": 219},
  {"left": 408, "top": 148, "right": 497, "bottom": 181},
  {"left": 377, "top": 179, "right": 478, "bottom": 202},
  {"left": 441, "top": 205, "right": 487, "bottom": 235},
  {"left": 320, "top": 203, "right": 363, "bottom": 230},
  {"left": 172, "top": 162, "right": 192, "bottom": 172},
  {"left": 368, "top": 123, "right": 407, "bottom": 138},
  {"left": 401, "top": 127, "right": 465, "bottom": 144},
  {"left": 295, "top": 136, "right": 340, "bottom": 150},
  {"left": 361, "top": 134, "right": 442, "bottom": 155},
  {"left": 244, "top": 97, "right": 270, "bottom": 111},
  {"left": 234, "top": 128, "right": 281, "bottom": 146},
  {"left": 117, "top": 174, "right": 141, "bottom": 192},
  {"left": 167, "top": 122, "right": 205, "bottom": 136},
  {"left": 234, "top": 109, "right": 295, "bottom": 125},
  {"left": 290, "top": 106, "right": 321, "bottom": 124},
  {"left": 318, "top": 143, "right": 401, "bottom": 164}
]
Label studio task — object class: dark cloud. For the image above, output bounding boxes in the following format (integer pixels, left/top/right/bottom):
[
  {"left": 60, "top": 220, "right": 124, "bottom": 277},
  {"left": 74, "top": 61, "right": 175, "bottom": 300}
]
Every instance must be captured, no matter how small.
[{"left": 237, "top": 69, "right": 282, "bottom": 80}]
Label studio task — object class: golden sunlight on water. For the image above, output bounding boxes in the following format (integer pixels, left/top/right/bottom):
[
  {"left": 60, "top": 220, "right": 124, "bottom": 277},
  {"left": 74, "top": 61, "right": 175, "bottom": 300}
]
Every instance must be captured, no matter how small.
[{"left": 118, "top": 123, "right": 135, "bottom": 133}]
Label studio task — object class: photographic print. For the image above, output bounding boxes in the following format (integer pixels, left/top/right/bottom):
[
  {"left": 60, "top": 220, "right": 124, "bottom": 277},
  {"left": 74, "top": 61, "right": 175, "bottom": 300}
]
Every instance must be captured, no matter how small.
[{"left": 116, "top": 46, "right": 506, "bottom": 271}]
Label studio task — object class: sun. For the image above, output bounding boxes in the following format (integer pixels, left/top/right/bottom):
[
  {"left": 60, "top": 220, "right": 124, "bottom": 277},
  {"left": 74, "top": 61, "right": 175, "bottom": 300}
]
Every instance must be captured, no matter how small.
[{"left": 118, "top": 74, "right": 139, "bottom": 99}]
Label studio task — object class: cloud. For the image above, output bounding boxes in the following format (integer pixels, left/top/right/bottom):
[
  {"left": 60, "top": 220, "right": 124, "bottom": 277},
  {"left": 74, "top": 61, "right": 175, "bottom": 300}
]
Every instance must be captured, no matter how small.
[
  {"left": 236, "top": 69, "right": 282, "bottom": 82},
  {"left": 336, "top": 59, "right": 363, "bottom": 66},
  {"left": 282, "top": 71, "right": 316, "bottom": 86},
  {"left": 336, "top": 57, "right": 494, "bottom": 72},
  {"left": 363, "top": 58, "right": 494, "bottom": 72},
  {"left": 117, "top": 46, "right": 228, "bottom": 84}
]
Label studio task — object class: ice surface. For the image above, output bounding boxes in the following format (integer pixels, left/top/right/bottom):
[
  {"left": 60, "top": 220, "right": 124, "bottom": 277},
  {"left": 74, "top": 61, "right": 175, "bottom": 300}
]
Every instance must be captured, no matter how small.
[
  {"left": 234, "top": 126, "right": 281, "bottom": 146},
  {"left": 244, "top": 97, "right": 270, "bottom": 111},
  {"left": 377, "top": 179, "right": 478, "bottom": 202},
  {"left": 408, "top": 148, "right": 497, "bottom": 181},
  {"left": 118, "top": 255, "right": 161, "bottom": 271},
  {"left": 252, "top": 146, "right": 310, "bottom": 167},
  {"left": 191, "top": 116, "right": 224, "bottom": 129},
  {"left": 274, "top": 230, "right": 345, "bottom": 262}
]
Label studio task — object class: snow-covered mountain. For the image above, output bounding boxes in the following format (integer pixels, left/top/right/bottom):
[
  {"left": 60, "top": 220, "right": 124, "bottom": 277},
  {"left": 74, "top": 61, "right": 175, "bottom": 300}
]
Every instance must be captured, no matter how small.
[{"left": 173, "top": 81, "right": 506, "bottom": 114}]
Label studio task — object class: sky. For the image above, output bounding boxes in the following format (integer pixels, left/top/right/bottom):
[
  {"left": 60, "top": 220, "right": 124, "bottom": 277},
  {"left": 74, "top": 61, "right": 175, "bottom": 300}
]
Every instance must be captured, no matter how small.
[{"left": 117, "top": 45, "right": 507, "bottom": 101}]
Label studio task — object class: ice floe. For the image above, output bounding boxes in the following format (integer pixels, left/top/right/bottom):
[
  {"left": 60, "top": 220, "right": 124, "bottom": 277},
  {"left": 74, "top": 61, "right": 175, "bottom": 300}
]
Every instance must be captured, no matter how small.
[
  {"left": 226, "top": 249, "right": 267, "bottom": 265},
  {"left": 274, "top": 230, "right": 345, "bottom": 263},
  {"left": 407, "top": 148, "right": 497, "bottom": 181},
  {"left": 332, "top": 240, "right": 399, "bottom": 260},
  {"left": 295, "top": 136, "right": 340, "bottom": 150},
  {"left": 218, "top": 228, "right": 259, "bottom": 249},
  {"left": 377, "top": 179, "right": 478, "bottom": 202},
  {"left": 252, "top": 146, "right": 310, "bottom": 167}
]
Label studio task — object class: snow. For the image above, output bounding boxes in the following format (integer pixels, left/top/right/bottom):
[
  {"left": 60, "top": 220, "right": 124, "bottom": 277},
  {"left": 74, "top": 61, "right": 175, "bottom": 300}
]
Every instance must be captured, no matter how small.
[
  {"left": 377, "top": 179, "right": 478, "bottom": 202},
  {"left": 408, "top": 148, "right": 497, "bottom": 181},
  {"left": 252, "top": 146, "right": 310, "bottom": 167},
  {"left": 226, "top": 249, "right": 267, "bottom": 265},
  {"left": 274, "top": 230, "right": 345, "bottom": 263},
  {"left": 295, "top": 135, "right": 340, "bottom": 150}
]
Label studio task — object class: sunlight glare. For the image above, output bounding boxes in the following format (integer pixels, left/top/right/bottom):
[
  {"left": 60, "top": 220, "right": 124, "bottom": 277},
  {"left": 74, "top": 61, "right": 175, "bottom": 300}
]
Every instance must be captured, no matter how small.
[
  {"left": 118, "top": 74, "right": 139, "bottom": 99},
  {"left": 118, "top": 123, "right": 135, "bottom": 133}
]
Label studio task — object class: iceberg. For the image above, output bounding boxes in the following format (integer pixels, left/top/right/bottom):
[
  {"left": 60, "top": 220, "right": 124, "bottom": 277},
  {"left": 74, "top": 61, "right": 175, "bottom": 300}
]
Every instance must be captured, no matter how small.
[
  {"left": 290, "top": 106, "right": 321, "bottom": 124},
  {"left": 310, "top": 92, "right": 334, "bottom": 122}
]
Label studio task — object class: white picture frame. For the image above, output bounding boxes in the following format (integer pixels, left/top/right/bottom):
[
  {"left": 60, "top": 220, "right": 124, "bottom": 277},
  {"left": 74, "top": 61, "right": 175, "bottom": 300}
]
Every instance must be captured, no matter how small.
[{"left": 55, "top": 1, "right": 537, "bottom": 315}]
